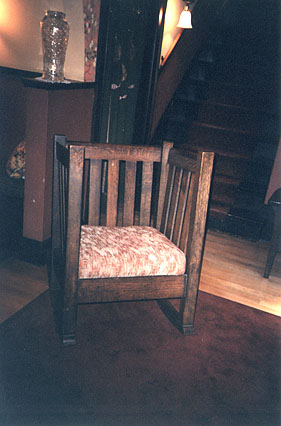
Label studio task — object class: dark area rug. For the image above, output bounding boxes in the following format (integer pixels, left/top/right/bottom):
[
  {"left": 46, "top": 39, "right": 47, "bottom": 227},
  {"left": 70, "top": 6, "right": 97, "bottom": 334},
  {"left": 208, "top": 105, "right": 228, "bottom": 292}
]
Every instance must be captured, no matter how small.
[{"left": 0, "top": 290, "right": 280, "bottom": 426}]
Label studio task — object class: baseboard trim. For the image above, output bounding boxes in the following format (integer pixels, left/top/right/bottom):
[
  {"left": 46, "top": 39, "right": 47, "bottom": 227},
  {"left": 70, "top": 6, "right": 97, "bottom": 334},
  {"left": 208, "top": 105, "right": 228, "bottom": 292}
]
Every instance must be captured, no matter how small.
[{"left": 20, "top": 237, "right": 51, "bottom": 265}]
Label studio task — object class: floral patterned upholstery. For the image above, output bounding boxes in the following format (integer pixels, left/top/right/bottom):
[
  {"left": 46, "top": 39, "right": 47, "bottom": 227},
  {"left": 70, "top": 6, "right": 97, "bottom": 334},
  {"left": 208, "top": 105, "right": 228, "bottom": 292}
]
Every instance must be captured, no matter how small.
[
  {"left": 79, "top": 226, "right": 186, "bottom": 279},
  {"left": 5, "top": 140, "right": 26, "bottom": 180}
]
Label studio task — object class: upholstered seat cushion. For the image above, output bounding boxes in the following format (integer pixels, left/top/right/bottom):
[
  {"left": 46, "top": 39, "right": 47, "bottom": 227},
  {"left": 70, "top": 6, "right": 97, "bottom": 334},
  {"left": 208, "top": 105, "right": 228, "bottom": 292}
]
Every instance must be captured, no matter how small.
[{"left": 79, "top": 225, "right": 186, "bottom": 279}]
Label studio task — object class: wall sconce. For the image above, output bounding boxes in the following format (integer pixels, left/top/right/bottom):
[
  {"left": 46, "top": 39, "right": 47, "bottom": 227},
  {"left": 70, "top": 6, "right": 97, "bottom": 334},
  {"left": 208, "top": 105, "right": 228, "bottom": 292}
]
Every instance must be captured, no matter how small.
[{"left": 177, "top": 1, "right": 193, "bottom": 29}]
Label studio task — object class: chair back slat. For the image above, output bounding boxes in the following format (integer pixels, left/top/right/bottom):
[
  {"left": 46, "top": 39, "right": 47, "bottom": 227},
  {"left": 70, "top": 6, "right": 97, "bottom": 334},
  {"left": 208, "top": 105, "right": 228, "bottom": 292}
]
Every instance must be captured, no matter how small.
[
  {"left": 88, "top": 159, "right": 102, "bottom": 225},
  {"left": 123, "top": 161, "right": 137, "bottom": 226},
  {"left": 139, "top": 161, "right": 154, "bottom": 226},
  {"left": 107, "top": 159, "right": 119, "bottom": 226}
]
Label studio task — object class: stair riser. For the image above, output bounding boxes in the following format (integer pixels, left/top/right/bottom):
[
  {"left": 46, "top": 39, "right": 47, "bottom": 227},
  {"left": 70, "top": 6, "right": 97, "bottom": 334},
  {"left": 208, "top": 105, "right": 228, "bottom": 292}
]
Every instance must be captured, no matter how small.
[
  {"left": 214, "top": 155, "right": 249, "bottom": 180},
  {"left": 196, "top": 104, "right": 279, "bottom": 136},
  {"left": 186, "top": 124, "right": 257, "bottom": 155},
  {"left": 207, "top": 84, "right": 280, "bottom": 113}
]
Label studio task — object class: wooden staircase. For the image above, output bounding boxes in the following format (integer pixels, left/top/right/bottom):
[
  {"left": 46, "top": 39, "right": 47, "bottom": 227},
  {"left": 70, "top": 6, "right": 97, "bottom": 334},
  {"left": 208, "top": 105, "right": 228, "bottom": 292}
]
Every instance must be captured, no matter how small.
[{"left": 153, "top": 0, "right": 280, "bottom": 240}]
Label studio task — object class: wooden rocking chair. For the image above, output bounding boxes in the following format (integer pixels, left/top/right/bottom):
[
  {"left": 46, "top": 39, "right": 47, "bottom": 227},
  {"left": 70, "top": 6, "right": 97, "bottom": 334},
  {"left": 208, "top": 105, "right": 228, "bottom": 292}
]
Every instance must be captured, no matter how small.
[{"left": 49, "top": 135, "right": 214, "bottom": 345}]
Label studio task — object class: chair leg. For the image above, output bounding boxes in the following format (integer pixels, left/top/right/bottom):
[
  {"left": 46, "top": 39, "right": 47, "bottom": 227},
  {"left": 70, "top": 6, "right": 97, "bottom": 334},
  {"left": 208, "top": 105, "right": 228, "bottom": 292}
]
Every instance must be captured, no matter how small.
[
  {"left": 264, "top": 203, "right": 281, "bottom": 279},
  {"left": 179, "top": 298, "right": 196, "bottom": 335},
  {"left": 62, "top": 305, "right": 78, "bottom": 346},
  {"left": 263, "top": 247, "right": 276, "bottom": 278},
  {"left": 158, "top": 274, "right": 199, "bottom": 335},
  {"left": 157, "top": 298, "right": 196, "bottom": 335},
  {"left": 179, "top": 283, "right": 199, "bottom": 335}
]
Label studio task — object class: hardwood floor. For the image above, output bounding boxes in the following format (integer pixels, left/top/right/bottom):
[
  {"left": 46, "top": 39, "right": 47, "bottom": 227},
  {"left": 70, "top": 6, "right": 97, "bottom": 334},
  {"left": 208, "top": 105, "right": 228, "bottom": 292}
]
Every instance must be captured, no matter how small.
[
  {"left": 0, "top": 256, "right": 48, "bottom": 323},
  {"left": 200, "top": 231, "right": 281, "bottom": 317},
  {"left": 0, "top": 231, "right": 280, "bottom": 324}
]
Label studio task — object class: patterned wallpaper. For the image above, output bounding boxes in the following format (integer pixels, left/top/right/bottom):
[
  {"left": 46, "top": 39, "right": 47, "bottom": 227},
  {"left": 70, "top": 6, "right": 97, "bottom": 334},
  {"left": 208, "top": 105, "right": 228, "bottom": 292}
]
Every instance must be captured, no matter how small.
[{"left": 83, "top": 0, "right": 101, "bottom": 81}]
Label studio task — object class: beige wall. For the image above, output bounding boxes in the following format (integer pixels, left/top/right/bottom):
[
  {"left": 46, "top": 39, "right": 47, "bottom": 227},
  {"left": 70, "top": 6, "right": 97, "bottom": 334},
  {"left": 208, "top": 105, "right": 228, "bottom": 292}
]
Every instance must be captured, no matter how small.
[
  {"left": 161, "top": 0, "right": 183, "bottom": 60},
  {"left": 0, "top": 0, "right": 84, "bottom": 81},
  {"left": 0, "top": 0, "right": 189, "bottom": 81}
]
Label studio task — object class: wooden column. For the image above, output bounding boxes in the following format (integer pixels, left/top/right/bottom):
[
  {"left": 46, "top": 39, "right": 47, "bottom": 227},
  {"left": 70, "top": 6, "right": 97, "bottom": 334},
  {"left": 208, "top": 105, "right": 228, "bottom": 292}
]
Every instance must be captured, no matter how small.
[{"left": 22, "top": 79, "right": 95, "bottom": 261}]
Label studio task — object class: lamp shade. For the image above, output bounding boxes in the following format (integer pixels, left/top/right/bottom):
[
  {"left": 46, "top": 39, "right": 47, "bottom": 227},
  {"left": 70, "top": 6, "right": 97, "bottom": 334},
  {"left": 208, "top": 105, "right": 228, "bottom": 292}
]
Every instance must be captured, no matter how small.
[{"left": 177, "top": 7, "right": 192, "bottom": 29}]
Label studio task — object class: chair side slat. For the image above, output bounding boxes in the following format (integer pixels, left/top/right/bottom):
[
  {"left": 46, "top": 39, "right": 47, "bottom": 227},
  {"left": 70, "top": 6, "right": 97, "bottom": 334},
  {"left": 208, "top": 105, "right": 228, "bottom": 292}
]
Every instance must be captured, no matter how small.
[
  {"left": 59, "top": 163, "right": 68, "bottom": 253},
  {"left": 165, "top": 167, "right": 183, "bottom": 240},
  {"left": 50, "top": 136, "right": 68, "bottom": 293},
  {"left": 172, "top": 170, "right": 191, "bottom": 247},
  {"left": 53, "top": 138, "right": 69, "bottom": 258},
  {"left": 123, "top": 161, "right": 137, "bottom": 226},
  {"left": 160, "top": 165, "right": 175, "bottom": 234},
  {"left": 168, "top": 148, "right": 197, "bottom": 172},
  {"left": 179, "top": 173, "right": 196, "bottom": 254},
  {"left": 88, "top": 159, "right": 102, "bottom": 225},
  {"left": 139, "top": 162, "right": 154, "bottom": 226},
  {"left": 156, "top": 142, "right": 174, "bottom": 230},
  {"left": 107, "top": 159, "right": 119, "bottom": 226}
]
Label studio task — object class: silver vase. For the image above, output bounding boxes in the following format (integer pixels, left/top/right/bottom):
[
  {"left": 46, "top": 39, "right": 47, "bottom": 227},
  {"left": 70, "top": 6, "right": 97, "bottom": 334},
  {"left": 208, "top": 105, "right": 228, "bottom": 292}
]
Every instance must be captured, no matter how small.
[{"left": 40, "top": 10, "right": 69, "bottom": 82}]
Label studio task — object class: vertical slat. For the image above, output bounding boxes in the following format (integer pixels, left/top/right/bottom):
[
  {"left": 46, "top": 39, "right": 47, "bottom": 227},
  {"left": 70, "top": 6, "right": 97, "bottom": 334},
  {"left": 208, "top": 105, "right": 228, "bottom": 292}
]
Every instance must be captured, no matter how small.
[
  {"left": 139, "top": 161, "right": 153, "bottom": 226},
  {"left": 81, "top": 160, "right": 89, "bottom": 224},
  {"left": 50, "top": 136, "right": 68, "bottom": 292},
  {"left": 58, "top": 164, "right": 63, "bottom": 250},
  {"left": 165, "top": 167, "right": 183, "bottom": 240},
  {"left": 160, "top": 165, "right": 175, "bottom": 234},
  {"left": 107, "top": 159, "right": 119, "bottom": 226},
  {"left": 123, "top": 161, "right": 137, "bottom": 226},
  {"left": 63, "top": 164, "right": 68, "bottom": 243},
  {"left": 88, "top": 159, "right": 102, "bottom": 225},
  {"left": 179, "top": 173, "right": 195, "bottom": 254},
  {"left": 156, "top": 141, "right": 174, "bottom": 230},
  {"left": 172, "top": 170, "right": 191, "bottom": 246},
  {"left": 59, "top": 163, "right": 67, "bottom": 253}
]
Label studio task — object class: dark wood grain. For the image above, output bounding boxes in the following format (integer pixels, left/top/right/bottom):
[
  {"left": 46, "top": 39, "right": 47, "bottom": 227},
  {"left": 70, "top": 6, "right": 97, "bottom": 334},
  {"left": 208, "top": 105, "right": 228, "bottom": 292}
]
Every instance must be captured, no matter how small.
[
  {"left": 78, "top": 275, "right": 186, "bottom": 303},
  {"left": 123, "top": 161, "right": 137, "bottom": 226},
  {"left": 88, "top": 159, "right": 102, "bottom": 225},
  {"left": 139, "top": 161, "right": 154, "bottom": 226}
]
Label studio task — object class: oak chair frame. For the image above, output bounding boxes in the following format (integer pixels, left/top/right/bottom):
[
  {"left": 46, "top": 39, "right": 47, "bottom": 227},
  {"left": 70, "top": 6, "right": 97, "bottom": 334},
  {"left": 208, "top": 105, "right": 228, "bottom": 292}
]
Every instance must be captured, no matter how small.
[{"left": 49, "top": 135, "right": 214, "bottom": 345}]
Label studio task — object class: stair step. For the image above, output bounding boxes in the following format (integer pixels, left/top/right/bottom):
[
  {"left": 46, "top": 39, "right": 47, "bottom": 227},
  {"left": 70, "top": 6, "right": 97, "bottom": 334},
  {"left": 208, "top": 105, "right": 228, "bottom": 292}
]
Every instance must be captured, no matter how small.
[
  {"left": 196, "top": 102, "right": 279, "bottom": 136},
  {"left": 185, "top": 123, "right": 258, "bottom": 156},
  {"left": 215, "top": 41, "right": 280, "bottom": 73},
  {"left": 214, "top": 154, "right": 249, "bottom": 180},
  {"left": 212, "top": 68, "right": 280, "bottom": 90},
  {"left": 213, "top": 174, "right": 240, "bottom": 186},
  {"left": 206, "top": 82, "right": 280, "bottom": 113},
  {"left": 211, "top": 189, "right": 236, "bottom": 206},
  {"left": 209, "top": 201, "right": 231, "bottom": 219},
  {"left": 215, "top": 51, "right": 280, "bottom": 75}
]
